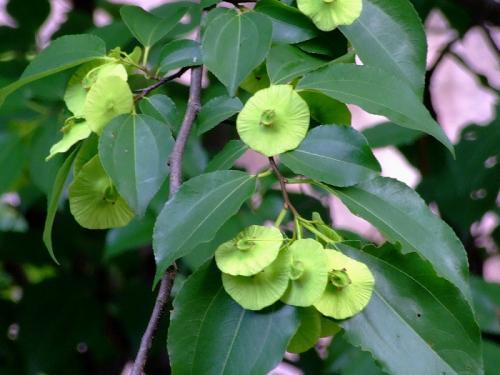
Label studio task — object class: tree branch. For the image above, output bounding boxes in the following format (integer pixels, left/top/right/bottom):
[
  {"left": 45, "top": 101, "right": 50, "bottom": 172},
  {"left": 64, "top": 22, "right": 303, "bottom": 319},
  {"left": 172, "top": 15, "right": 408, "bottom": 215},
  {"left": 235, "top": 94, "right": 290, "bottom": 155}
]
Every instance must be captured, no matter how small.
[
  {"left": 269, "top": 157, "right": 299, "bottom": 217},
  {"left": 130, "top": 64, "right": 203, "bottom": 375},
  {"left": 134, "top": 67, "right": 191, "bottom": 102}
]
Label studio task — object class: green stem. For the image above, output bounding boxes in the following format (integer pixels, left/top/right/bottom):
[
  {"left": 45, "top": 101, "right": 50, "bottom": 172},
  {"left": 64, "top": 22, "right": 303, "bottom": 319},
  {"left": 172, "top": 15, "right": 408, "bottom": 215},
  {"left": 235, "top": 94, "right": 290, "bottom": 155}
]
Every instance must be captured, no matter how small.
[
  {"left": 295, "top": 217, "right": 303, "bottom": 240},
  {"left": 301, "top": 221, "right": 336, "bottom": 245},
  {"left": 286, "top": 178, "right": 315, "bottom": 185},
  {"left": 142, "top": 46, "right": 151, "bottom": 67},
  {"left": 274, "top": 208, "right": 288, "bottom": 228},
  {"left": 256, "top": 169, "right": 272, "bottom": 178}
]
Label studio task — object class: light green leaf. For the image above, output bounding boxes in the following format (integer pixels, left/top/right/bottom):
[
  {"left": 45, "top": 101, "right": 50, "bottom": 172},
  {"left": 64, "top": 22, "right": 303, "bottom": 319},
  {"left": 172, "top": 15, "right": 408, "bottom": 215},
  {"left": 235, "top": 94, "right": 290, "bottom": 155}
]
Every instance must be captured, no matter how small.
[
  {"left": 153, "top": 171, "right": 256, "bottom": 284},
  {"left": 331, "top": 177, "right": 471, "bottom": 301},
  {"left": 43, "top": 147, "right": 79, "bottom": 263},
  {"left": 197, "top": 96, "right": 243, "bottom": 135},
  {"left": 119, "top": 5, "right": 188, "bottom": 48},
  {"left": 99, "top": 114, "right": 174, "bottom": 216},
  {"left": 340, "top": 243, "right": 482, "bottom": 375},
  {"left": 0, "top": 34, "right": 106, "bottom": 105},
  {"left": 158, "top": 39, "right": 202, "bottom": 74},
  {"left": 267, "top": 44, "right": 325, "bottom": 84},
  {"left": 202, "top": 9, "right": 272, "bottom": 96},
  {"left": 139, "top": 94, "right": 179, "bottom": 130},
  {"left": 47, "top": 120, "right": 91, "bottom": 160},
  {"left": 255, "top": 0, "right": 317, "bottom": 44},
  {"left": 297, "top": 64, "right": 454, "bottom": 155},
  {"left": 205, "top": 140, "right": 248, "bottom": 173},
  {"left": 340, "top": 0, "right": 427, "bottom": 96},
  {"left": 168, "top": 261, "right": 300, "bottom": 375},
  {"left": 281, "top": 125, "right": 380, "bottom": 187}
]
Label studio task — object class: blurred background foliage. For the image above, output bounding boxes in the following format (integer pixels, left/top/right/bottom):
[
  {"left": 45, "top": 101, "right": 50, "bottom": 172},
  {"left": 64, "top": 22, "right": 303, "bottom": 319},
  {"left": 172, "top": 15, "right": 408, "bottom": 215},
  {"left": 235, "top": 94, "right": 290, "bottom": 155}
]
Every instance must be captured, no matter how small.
[{"left": 0, "top": 0, "right": 498, "bottom": 374}]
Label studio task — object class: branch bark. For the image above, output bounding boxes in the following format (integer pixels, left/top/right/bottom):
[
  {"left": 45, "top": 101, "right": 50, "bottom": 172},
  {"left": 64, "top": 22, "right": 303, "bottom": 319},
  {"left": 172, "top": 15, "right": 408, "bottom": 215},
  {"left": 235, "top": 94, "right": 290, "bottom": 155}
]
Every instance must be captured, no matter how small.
[
  {"left": 269, "top": 157, "right": 299, "bottom": 217},
  {"left": 130, "top": 63, "right": 203, "bottom": 375}
]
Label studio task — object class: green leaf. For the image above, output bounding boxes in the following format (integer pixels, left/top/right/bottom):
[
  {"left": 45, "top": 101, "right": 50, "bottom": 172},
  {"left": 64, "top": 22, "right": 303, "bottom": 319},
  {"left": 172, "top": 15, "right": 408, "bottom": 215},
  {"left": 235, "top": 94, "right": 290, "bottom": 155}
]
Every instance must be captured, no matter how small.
[
  {"left": 0, "top": 132, "right": 28, "bottom": 194},
  {"left": 340, "top": 0, "right": 427, "bottom": 96},
  {"left": 483, "top": 340, "right": 500, "bottom": 375},
  {"left": 168, "top": 262, "right": 300, "bottom": 375},
  {"left": 153, "top": 171, "right": 256, "bottom": 283},
  {"left": 255, "top": 0, "right": 317, "bottom": 44},
  {"left": 363, "top": 122, "right": 421, "bottom": 148},
  {"left": 297, "top": 64, "right": 454, "bottom": 155},
  {"left": 340, "top": 243, "right": 483, "bottom": 375},
  {"left": 470, "top": 276, "right": 500, "bottom": 334},
  {"left": 139, "top": 94, "right": 178, "bottom": 130},
  {"left": 0, "top": 34, "right": 106, "bottom": 105},
  {"left": 202, "top": 9, "right": 272, "bottom": 96},
  {"left": 104, "top": 213, "right": 155, "bottom": 260},
  {"left": 43, "top": 147, "right": 79, "bottom": 263},
  {"left": 281, "top": 125, "right": 380, "bottom": 187},
  {"left": 299, "top": 91, "right": 351, "bottom": 125},
  {"left": 99, "top": 114, "right": 174, "bottom": 216},
  {"left": 266, "top": 44, "right": 325, "bottom": 84},
  {"left": 119, "top": 5, "right": 187, "bottom": 48},
  {"left": 331, "top": 177, "right": 471, "bottom": 301},
  {"left": 205, "top": 140, "right": 248, "bottom": 173},
  {"left": 158, "top": 39, "right": 202, "bottom": 74},
  {"left": 197, "top": 96, "right": 243, "bottom": 135}
]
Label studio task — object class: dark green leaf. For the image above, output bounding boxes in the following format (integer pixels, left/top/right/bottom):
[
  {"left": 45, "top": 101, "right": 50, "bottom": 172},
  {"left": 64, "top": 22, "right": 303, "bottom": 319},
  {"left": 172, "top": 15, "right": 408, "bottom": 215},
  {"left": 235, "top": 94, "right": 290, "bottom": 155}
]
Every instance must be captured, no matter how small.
[
  {"left": 0, "top": 132, "right": 27, "bottom": 194},
  {"left": 168, "top": 262, "right": 300, "bottom": 374},
  {"left": 281, "top": 125, "right": 380, "bottom": 187},
  {"left": 331, "top": 177, "right": 471, "bottom": 301},
  {"left": 158, "top": 39, "right": 202, "bottom": 74},
  {"left": 340, "top": 0, "right": 427, "bottom": 96},
  {"left": 119, "top": 5, "right": 187, "bottom": 48},
  {"left": 99, "top": 114, "right": 174, "bottom": 216},
  {"left": 153, "top": 171, "right": 256, "bottom": 283},
  {"left": 139, "top": 94, "right": 179, "bottom": 130},
  {"left": 470, "top": 276, "right": 500, "bottom": 334},
  {"left": 255, "top": 0, "right": 317, "bottom": 44},
  {"left": 297, "top": 64, "right": 454, "bottom": 155},
  {"left": 43, "top": 147, "right": 79, "bottom": 263},
  {"left": 483, "top": 340, "right": 500, "bottom": 375},
  {"left": 340, "top": 243, "right": 482, "bottom": 375},
  {"left": 267, "top": 44, "right": 325, "bottom": 84},
  {"left": 197, "top": 96, "right": 243, "bottom": 135},
  {"left": 202, "top": 9, "right": 272, "bottom": 96},
  {"left": 104, "top": 213, "right": 155, "bottom": 260},
  {"left": 0, "top": 34, "right": 106, "bottom": 105},
  {"left": 205, "top": 140, "right": 248, "bottom": 173},
  {"left": 299, "top": 91, "right": 351, "bottom": 125},
  {"left": 363, "top": 122, "right": 422, "bottom": 148}
]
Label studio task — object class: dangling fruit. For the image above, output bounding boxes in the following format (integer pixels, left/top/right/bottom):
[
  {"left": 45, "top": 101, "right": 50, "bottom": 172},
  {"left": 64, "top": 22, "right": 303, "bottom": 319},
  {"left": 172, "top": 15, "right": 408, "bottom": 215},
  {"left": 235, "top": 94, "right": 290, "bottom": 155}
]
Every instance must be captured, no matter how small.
[
  {"left": 222, "top": 248, "right": 291, "bottom": 310},
  {"left": 215, "top": 225, "right": 283, "bottom": 276},
  {"left": 237, "top": 85, "right": 310, "bottom": 156},
  {"left": 281, "top": 239, "right": 329, "bottom": 307},
  {"left": 83, "top": 75, "right": 133, "bottom": 134},
  {"left": 297, "top": 0, "right": 363, "bottom": 32},
  {"left": 314, "top": 249, "right": 374, "bottom": 319},
  {"left": 69, "top": 155, "right": 134, "bottom": 229},
  {"left": 287, "top": 307, "right": 322, "bottom": 353}
]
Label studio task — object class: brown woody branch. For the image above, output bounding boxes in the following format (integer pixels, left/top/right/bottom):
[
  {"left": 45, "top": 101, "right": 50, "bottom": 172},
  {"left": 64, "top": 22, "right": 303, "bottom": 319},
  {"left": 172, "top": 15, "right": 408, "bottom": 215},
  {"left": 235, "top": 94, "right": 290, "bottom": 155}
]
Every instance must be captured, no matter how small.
[
  {"left": 134, "top": 67, "right": 191, "bottom": 102},
  {"left": 269, "top": 157, "right": 299, "bottom": 217},
  {"left": 130, "top": 63, "right": 203, "bottom": 375}
]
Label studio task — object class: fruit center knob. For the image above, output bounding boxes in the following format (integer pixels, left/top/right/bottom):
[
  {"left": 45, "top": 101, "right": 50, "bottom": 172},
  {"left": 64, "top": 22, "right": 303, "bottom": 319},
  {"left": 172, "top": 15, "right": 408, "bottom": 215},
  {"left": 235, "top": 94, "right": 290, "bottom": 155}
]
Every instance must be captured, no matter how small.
[
  {"left": 236, "top": 239, "right": 255, "bottom": 251},
  {"left": 260, "top": 109, "right": 276, "bottom": 127},
  {"left": 329, "top": 268, "right": 351, "bottom": 289},
  {"left": 103, "top": 184, "right": 119, "bottom": 203},
  {"left": 323, "top": 0, "right": 335, "bottom": 3},
  {"left": 290, "top": 260, "right": 305, "bottom": 280}
]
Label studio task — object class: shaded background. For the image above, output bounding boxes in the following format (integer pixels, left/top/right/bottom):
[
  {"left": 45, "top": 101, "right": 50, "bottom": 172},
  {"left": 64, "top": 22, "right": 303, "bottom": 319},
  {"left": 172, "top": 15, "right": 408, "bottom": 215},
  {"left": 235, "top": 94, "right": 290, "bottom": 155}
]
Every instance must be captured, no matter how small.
[{"left": 0, "top": 0, "right": 498, "bottom": 374}]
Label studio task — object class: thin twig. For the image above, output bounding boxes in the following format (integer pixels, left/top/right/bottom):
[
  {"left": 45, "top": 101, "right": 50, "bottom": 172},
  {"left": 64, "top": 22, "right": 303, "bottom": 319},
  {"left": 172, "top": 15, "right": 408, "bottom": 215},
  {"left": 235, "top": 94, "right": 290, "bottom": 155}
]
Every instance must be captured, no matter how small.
[
  {"left": 130, "top": 61, "right": 203, "bottom": 375},
  {"left": 480, "top": 24, "right": 500, "bottom": 60},
  {"left": 269, "top": 157, "right": 299, "bottom": 217},
  {"left": 134, "top": 66, "right": 191, "bottom": 102}
]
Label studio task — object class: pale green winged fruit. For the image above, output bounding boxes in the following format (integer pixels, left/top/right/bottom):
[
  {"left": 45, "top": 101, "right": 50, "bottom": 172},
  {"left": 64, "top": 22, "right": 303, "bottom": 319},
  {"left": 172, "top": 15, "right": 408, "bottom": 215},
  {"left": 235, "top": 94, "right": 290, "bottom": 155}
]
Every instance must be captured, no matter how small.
[
  {"left": 287, "top": 307, "right": 322, "bottom": 353},
  {"left": 281, "top": 239, "right": 329, "bottom": 306},
  {"left": 222, "top": 248, "right": 291, "bottom": 310},
  {"left": 46, "top": 118, "right": 91, "bottom": 160},
  {"left": 69, "top": 155, "right": 134, "bottom": 230},
  {"left": 64, "top": 60, "right": 104, "bottom": 117},
  {"left": 215, "top": 225, "right": 283, "bottom": 276},
  {"left": 83, "top": 75, "right": 134, "bottom": 134},
  {"left": 237, "top": 85, "right": 310, "bottom": 156},
  {"left": 297, "top": 0, "right": 363, "bottom": 32},
  {"left": 314, "top": 249, "right": 374, "bottom": 319}
]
